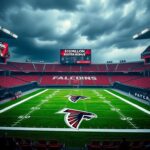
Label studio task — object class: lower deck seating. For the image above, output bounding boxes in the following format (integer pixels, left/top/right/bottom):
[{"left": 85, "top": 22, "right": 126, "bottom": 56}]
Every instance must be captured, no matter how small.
[
  {"left": 0, "top": 76, "right": 27, "bottom": 88},
  {"left": 40, "top": 75, "right": 69, "bottom": 85},
  {"left": 125, "top": 77, "right": 150, "bottom": 89},
  {"left": 0, "top": 75, "right": 149, "bottom": 89},
  {"left": 111, "top": 75, "right": 150, "bottom": 89},
  {"left": 40, "top": 75, "right": 109, "bottom": 86},
  {"left": 0, "top": 75, "right": 40, "bottom": 88}
]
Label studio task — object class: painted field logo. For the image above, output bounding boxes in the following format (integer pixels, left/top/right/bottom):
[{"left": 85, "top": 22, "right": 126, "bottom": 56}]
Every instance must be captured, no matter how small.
[
  {"left": 57, "top": 108, "right": 97, "bottom": 129},
  {"left": 67, "top": 95, "right": 88, "bottom": 103}
]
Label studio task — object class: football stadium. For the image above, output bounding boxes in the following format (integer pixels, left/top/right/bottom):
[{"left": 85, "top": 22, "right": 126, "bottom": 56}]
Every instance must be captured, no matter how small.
[
  {"left": 0, "top": 29, "right": 150, "bottom": 149},
  {"left": 0, "top": 1, "right": 150, "bottom": 149}
]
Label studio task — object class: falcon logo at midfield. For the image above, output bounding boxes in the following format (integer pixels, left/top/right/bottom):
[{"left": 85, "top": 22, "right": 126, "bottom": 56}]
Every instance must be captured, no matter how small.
[
  {"left": 67, "top": 95, "right": 88, "bottom": 103},
  {"left": 57, "top": 108, "right": 97, "bottom": 129}
]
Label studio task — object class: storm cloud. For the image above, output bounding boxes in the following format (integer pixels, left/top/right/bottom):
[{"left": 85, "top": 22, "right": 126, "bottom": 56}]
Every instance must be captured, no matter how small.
[{"left": 0, "top": 0, "right": 149, "bottom": 63}]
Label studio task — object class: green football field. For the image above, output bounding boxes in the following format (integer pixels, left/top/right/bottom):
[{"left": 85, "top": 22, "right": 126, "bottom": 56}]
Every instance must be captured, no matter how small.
[{"left": 0, "top": 88, "right": 150, "bottom": 146}]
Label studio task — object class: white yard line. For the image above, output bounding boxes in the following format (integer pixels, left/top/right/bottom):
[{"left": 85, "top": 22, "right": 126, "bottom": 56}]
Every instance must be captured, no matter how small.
[
  {"left": 0, "top": 89, "right": 48, "bottom": 114},
  {"left": 0, "top": 127, "right": 150, "bottom": 132},
  {"left": 104, "top": 90, "right": 150, "bottom": 115}
]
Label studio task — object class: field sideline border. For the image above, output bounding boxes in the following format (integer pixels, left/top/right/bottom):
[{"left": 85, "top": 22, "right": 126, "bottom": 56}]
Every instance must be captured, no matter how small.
[
  {"left": 0, "top": 89, "right": 48, "bottom": 113},
  {"left": 0, "top": 127, "right": 150, "bottom": 133},
  {"left": 104, "top": 90, "right": 150, "bottom": 115}
]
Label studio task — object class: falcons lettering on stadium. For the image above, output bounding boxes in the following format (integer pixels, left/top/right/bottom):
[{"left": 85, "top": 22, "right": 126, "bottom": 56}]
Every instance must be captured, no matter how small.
[
  {"left": 57, "top": 108, "right": 97, "bottom": 129},
  {"left": 52, "top": 76, "right": 97, "bottom": 80},
  {"left": 134, "top": 93, "right": 150, "bottom": 101}
]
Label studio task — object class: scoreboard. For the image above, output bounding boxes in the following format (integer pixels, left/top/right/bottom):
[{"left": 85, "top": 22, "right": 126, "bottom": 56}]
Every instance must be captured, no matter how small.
[{"left": 60, "top": 49, "right": 91, "bottom": 64}]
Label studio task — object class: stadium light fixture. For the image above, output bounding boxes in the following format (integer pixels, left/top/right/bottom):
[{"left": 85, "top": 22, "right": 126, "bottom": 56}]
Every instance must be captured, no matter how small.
[
  {"left": 133, "top": 28, "right": 150, "bottom": 40},
  {"left": 133, "top": 34, "right": 138, "bottom": 39},
  {"left": 141, "top": 28, "right": 149, "bottom": 34},
  {"left": 0, "top": 26, "right": 18, "bottom": 39}
]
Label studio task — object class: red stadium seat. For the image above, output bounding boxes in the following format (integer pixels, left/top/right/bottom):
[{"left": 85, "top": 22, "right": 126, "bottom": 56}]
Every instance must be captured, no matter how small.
[{"left": 0, "top": 61, "right": 149, "bottom": 89}]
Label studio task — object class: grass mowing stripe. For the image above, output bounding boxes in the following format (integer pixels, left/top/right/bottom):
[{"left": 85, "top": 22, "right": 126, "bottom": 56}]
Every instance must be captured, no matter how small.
[
  {"left": 105, "top": 90, "right": 150, "bottom": 115},
  {"left": 0, "top": 89, "right": 48, "bottom": 114}
]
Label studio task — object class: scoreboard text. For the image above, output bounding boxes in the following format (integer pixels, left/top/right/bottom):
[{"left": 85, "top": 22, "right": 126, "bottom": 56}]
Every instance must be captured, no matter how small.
[{"left": 60, "top": 49, "right": 91, "bottom": 64}]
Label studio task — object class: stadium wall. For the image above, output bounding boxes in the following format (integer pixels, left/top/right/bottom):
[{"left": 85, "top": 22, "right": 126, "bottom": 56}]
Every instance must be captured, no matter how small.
[
  {"left": 0, "top": 82, "right": 38, "bottom": 101},
  {"left": 113, "top": 82, "right": 150, "bottom": 104}
]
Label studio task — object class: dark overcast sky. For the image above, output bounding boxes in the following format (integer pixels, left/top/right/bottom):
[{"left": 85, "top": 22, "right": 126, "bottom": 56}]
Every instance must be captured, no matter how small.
[{"left": 0, "top": 0, "right": 150, "bottom": 63}]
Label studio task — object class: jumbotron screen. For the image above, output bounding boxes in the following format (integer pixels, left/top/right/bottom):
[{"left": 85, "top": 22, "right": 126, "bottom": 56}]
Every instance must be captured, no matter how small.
[{"left": 60, "top": 49, "right": 91, "bottom": 64}]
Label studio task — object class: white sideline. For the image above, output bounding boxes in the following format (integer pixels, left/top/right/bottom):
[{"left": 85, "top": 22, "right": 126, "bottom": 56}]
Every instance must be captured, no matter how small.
[
  {"left": 0, "top": 127, "right": 150, "bottom": 133},
  {"left": 0, "top": 89, "right": 48, "bottom": 114},
  {"left": 104, "top": 90, "right": 150, "bottom": 115}
]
